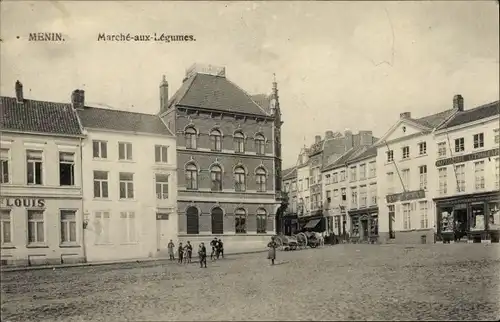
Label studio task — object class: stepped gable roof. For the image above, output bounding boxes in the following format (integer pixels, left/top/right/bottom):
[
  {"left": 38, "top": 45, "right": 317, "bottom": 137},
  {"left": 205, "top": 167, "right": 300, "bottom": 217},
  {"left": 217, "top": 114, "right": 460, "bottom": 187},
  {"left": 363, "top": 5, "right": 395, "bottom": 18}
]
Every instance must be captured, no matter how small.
[
  {"left": 438, "top": 101, "right": 499, "bottom": 130},
  {"left": 77, "top": 106, "right": 174, "bottom": 136},
  {"left": 169, "top": 73, "right": 270, "bottom": 116},
  {"left": 0, "top": 96, "right": 83, "bottom": 136}
]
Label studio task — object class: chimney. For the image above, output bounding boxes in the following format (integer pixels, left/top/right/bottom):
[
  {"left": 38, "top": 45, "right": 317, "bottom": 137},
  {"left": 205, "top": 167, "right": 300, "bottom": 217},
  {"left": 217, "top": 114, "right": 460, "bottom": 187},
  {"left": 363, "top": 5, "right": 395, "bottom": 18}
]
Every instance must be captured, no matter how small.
[
  {"left": 71, "top": 89, "right": 85, "bottom": 109},
  {"left": 159, "top": 75, "right": 169, "bottom": 113},
  {"left": 359, "top": 130, "right": 373, "bottom": 146},
  {"left": 344, "top": 130, "right": 353, "bottom": 151},
  {"left": 315, "top": 135, "right": 322, "bottom": 143},
  {"left": 325, "top": 131, "right": 334, "bottom": 139},
  {"left": 453, "top": 94, "right": 464, "bottom": 111},
  {"left": 15, "top": 81, "right": 23, "bottom": 103},
  {"left": 400, "top": 112, "right": 411, "bottom": 119}
]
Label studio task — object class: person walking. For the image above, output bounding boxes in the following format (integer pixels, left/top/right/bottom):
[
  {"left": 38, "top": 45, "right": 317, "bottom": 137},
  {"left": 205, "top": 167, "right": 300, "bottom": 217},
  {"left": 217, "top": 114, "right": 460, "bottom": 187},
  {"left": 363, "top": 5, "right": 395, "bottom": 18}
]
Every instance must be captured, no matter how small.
[
  {"left": 198, "top": 242, "right": 207, "bottom": 268},
  {"left": 186, "top": 241, "right": 193, "bottom": 264},
  {"left": 210, "top": 237, "right": 218, "bottom": 260},
  {"left": 177, "top": 242, "right": 184, "bottom": 264},
  {"left": 217, "top": 238, "right": 224, "bottom": 259},
  {"left": 267, "top": 236, "right": 278, "bottom": 265},
  {"left": 167, "top": 240, "right": 175, "bottom": 260}
]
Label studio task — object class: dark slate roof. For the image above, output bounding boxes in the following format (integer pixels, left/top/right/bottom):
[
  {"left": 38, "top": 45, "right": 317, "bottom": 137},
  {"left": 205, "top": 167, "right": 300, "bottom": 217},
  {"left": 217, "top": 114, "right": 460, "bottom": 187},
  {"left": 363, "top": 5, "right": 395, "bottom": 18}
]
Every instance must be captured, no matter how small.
[
  {"left": 283, "top": 167, "right": 297, "bottom": 180},
  {"left": 322, "top": 146, "right": 364, "bottom": 172},
  {"left": 412, "top": 109, "right": 455, "bottom": 129},
  {"left": 77, "top": 107, "right": 173, "bottom": 136},
  {"left": 171, "top": 73, "right": 270, "bottom": 116},
  {"left": 347, "top": 145, "right": 377, "bottom": 164},
  {"left": 439, "top": 101, "right": 499, "bottom": 129},
  {"left": 0, "top": 96, "right": 83, "bottom": 136}
]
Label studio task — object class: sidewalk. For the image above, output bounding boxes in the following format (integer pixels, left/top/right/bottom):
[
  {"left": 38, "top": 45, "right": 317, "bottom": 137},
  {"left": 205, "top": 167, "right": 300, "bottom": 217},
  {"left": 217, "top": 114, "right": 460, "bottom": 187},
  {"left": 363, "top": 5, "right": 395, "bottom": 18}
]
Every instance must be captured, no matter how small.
[{"left": 0, "top": 249, "right": 267, "bottom": 273}]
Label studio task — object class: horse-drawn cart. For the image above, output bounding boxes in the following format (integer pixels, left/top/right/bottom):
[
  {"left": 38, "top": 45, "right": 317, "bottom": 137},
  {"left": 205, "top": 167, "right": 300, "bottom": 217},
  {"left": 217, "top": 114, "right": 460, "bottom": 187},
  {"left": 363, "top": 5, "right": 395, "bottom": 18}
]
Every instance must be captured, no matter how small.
[{"left": 274, "top": 232, "right": 323, "bottom": 251}]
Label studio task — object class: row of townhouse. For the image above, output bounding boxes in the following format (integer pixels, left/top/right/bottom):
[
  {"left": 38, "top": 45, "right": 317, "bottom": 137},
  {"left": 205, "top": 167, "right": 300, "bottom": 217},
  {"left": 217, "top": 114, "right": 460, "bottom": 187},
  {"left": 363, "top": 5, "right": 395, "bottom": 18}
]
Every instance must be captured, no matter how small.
[
  {"left": 281, "top": 130, "right": 377, "bottom": 236},
  {"left": 284, "top": 94, "right": 499, "bottom": 245},
  {"left": 0, "top": 64, "right": 284, "bottom": 267}
]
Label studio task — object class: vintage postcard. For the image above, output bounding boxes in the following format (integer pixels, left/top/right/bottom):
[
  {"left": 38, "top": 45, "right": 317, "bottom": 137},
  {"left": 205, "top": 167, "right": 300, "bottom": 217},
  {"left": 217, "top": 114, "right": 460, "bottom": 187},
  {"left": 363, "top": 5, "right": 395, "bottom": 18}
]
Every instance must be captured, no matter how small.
[{"left": 0, "top": 1, "right": 499, "bottom": 321}]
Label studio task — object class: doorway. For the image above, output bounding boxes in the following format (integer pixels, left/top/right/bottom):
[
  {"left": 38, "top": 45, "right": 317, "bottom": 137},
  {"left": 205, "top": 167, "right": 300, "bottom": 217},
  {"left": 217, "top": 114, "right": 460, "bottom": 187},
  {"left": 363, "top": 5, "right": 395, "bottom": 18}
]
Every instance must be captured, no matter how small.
[
  {"left": 454, "top": 208, "right": 468, "bottom": 241},
  {"left": 361, "top": 219, "right": 369, "bottom": 242}
]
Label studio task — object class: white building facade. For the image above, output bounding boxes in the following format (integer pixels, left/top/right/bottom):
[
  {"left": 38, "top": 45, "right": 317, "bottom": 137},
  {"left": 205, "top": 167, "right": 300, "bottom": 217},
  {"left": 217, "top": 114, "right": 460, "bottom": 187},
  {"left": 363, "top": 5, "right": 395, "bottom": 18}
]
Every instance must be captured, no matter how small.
[
  {"left": 74, "top": 90, "right": 177, "bottom": 262},
  {"left": 1, "top": 82, "right": 86, "bottom": 266},
  {"left": 433, "top": 99, "right": 499, "bottom": 243},
  {"left": 375, "top": 99, "right": 459, "bottom": 244}
]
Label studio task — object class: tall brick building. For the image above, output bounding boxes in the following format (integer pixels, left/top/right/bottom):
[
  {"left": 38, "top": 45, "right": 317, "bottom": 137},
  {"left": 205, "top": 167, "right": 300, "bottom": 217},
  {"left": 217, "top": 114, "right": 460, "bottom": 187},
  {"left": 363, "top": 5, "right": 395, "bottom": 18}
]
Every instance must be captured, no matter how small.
[{"left": 160, "top": 64, "right": 283, "bottom": 251}]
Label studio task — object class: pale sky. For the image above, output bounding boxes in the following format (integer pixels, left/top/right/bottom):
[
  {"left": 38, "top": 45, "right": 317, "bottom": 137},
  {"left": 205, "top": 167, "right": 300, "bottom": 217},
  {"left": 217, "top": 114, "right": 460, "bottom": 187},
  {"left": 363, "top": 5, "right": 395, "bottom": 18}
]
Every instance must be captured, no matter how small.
[{"left": 1, "top": 1, "right": 498, "bottom": 169}]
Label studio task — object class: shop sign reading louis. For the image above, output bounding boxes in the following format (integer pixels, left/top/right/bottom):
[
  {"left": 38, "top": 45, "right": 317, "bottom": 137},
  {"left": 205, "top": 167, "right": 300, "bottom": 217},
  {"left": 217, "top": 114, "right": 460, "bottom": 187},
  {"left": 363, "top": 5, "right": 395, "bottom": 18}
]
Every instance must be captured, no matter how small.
[{"left": 0, "top": 198, "right": 45, "bottom": 208}]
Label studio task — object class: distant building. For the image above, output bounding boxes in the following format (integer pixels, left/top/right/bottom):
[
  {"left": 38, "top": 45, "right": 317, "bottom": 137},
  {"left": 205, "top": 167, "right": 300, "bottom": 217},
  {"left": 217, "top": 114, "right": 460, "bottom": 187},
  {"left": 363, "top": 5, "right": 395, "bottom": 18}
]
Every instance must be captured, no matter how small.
[
  {"left": 375, "top": 97, "right": 458, "bottom": 244},
  {"left": 0, "top": 81, "right": 85, "bottom": 266},
  {"left": 433, "top": 98, "right": 499, "bottom": 243},
  {"left": 75, "top": 89, "right": 177, "bottom": 262},
  {"left": 284, "top": 130, "right": 377, "bottom": 235},
  {"left": 160, "top": 64, "right": 283, "bottom": 252}
]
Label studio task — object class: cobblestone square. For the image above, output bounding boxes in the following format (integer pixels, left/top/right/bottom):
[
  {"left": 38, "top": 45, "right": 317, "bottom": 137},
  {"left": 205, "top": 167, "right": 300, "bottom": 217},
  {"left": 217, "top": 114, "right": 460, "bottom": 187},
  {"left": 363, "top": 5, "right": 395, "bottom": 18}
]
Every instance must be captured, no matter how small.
[{"left": 1, "top": 244, "right": 499, "bottom": 321}]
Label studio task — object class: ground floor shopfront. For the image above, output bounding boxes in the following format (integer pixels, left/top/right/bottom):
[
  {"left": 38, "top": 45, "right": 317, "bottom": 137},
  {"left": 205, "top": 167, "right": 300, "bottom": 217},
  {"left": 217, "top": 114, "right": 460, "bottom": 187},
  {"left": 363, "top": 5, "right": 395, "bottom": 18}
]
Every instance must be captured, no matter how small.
[
  {"left": 348, "top": 206, "right": 379, "bottom": 244},
  {"left": 176, "top": 200, "right": 278, "bottom": 252},
  {"left": 0, "top": 196, "right": 84, "bottom": 267},
  {"left": 434, "top": 191, "right": 500, "bottom": 243}
]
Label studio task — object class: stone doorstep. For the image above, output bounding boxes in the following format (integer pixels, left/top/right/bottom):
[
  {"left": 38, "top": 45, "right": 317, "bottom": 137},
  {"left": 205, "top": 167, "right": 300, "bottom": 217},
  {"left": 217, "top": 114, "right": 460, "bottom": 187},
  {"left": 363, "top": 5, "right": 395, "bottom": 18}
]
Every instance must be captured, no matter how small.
[{"left": 0, "top": 249, "right": 268, "bottom": 273}]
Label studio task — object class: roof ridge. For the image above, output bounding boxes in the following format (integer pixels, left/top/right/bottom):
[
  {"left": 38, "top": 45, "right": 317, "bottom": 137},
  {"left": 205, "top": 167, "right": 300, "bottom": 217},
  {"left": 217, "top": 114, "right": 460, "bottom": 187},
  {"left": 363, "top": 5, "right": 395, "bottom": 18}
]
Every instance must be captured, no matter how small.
[
  {"left": 84, "top": 105, "right": 158, "bottom": 117},
  {"left": 169, "top": 73, "right": 199, "bottom": 108}
]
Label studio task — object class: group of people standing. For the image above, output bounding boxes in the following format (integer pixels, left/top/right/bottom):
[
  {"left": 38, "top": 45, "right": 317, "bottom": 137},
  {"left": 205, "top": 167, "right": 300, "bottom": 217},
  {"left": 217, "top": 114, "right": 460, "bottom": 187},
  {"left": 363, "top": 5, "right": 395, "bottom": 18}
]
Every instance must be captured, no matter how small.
[{"left": 166, "top": 238, "right": 225, "bottom": 268}]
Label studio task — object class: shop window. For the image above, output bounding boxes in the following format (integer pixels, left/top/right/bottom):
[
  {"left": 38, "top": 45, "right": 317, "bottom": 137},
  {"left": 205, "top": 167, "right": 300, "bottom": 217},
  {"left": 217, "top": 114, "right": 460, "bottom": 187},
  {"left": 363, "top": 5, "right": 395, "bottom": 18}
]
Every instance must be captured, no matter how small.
[
  {"left": 470, "top": 205, "right": 485, "bottom": 231},
  {"left": 488, "top": 202, "right": 500, "bottom": 230},
  {"left": 439, "top": 208, "right": 454, "bottom": 233}
]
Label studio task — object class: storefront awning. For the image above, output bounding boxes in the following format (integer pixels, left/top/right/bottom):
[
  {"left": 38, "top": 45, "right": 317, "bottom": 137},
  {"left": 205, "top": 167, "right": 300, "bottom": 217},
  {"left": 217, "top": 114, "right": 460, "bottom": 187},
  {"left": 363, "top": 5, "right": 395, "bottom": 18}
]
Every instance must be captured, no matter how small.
[{"left": 304, "top": 218, "right": 321, "bottom": 229}]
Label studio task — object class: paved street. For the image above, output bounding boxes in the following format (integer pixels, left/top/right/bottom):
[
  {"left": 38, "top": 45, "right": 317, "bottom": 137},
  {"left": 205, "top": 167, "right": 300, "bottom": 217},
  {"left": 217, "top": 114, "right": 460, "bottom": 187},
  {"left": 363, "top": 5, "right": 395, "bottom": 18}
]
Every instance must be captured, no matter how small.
[{"left": 1, "top": 244, "right": 499, "bottom": 321}]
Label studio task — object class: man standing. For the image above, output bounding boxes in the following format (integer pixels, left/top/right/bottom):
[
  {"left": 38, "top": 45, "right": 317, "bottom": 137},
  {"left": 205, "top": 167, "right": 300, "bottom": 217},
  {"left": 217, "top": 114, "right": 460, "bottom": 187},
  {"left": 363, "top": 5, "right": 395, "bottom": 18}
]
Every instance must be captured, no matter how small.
[
  {"left": 167, "top": 240, "right": 175, "bottom": 260},
  {"left": 177, "top": 242, "right": 184, "bottom": 264},
  {"left": 217, "top": 238, "right": 224, "bottom": 259},
  {"left": 210, "top": 237, "right": 218, "bottom": 260},
  {"left": 186, "top": 241, "right": 193, "bottom": 263},
  {"left": 198, "top": 242, "right": 207, "bottom": 268}
]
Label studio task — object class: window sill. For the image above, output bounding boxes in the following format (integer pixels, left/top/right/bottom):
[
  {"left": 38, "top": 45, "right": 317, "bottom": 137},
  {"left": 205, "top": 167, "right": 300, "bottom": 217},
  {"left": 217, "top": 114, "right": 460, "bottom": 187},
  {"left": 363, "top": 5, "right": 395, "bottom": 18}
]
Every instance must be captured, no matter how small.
[
  {"left": 118, "top": 159, "right": 135, "bottom": 163},
  {"left": 59, "top": 184, "right": 77, "bottom": 187},
  {"left": 119, "top": 242, "right": 139, "bottom": 245},
  {"left": 156, "top": 198, "right": 170, "bottom": 201},
  {"left": 416, "top": 154, "right": 428, "bottom": 159},
  {"left": 95, "top": 243, "right": 113, "bottom": 246},
  {"left": 27, "top": 244, "right": 49, "bottom": 248},
  {"left": 119, "top": 198, "right": 136, "bottom": 202},
  {"left": 60, "top": 244, "right": 81, "bottom": 248},
  {"left": 92, "top": 158, "right": 110, "bottom": 161},
  {"left": 400, "top": 158, "right": 411, "bottom": 162},
  {"left": 93, "top": 198, "right": 111, "bottom": 201},
  {"left": 1, "top": 245, "right": 15, "bottom": 249}
]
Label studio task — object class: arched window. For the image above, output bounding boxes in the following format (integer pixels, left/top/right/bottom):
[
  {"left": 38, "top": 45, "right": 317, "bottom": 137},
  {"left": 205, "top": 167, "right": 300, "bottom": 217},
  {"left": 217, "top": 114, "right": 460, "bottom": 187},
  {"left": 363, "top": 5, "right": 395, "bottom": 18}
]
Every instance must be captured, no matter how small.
[
  {"left": 256, "top": 167, "right": 267, "bottom": 192},
  {"left": 235, "top": 208, "right": 246, "bottom": 234},
  {"left": 256, "top": 208, "right": 267, "bottom": 233},
  {"left": 210, "top": 129, "right": 222, "bottom": 151},
  {"left": 210, "top": 164, "right": 222, "bottom": 191},
  {"left": 211, "top": 207, "right": 224, "bottom": 234},
  {"left": 186, "top": 206, "right": 199, "bottom": 235},
  {"left": 185, "top": 163, "right": 198, "bottom": 190},
  {"left": 255, "top": 134, "right": 265, "bottom": 155},
  {"left": 234, "top": 166, "right": 246, "bottom": 192},
  {"left": 234, "top": 131, "right": 245, "bottom": 153},
  {"left": 185, "top": 127, "right": 197, "bottom": 149}
]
